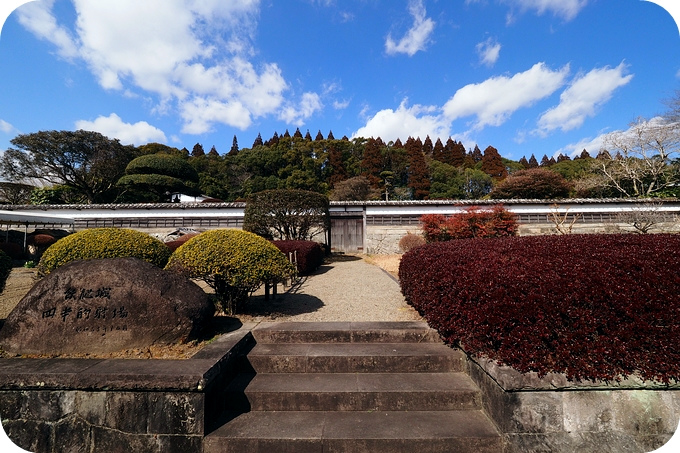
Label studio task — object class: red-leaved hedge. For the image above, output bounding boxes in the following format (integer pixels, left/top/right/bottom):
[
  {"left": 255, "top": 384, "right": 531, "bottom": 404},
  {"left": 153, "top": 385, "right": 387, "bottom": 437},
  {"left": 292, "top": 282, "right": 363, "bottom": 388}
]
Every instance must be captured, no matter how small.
[
  {"left": 399, "top": 234, "right": 680, "bottom": 383},
  {"left": 273, "top": 240, "right": 324, "bottom": 275},
  {"left": 420, "top": 205, "right": 518, "bottom": 242}
]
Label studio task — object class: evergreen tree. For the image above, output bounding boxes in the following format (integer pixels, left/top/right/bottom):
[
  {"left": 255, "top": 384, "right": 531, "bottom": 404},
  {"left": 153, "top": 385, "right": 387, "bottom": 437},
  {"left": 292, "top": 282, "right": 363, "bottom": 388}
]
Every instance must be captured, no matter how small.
[
  {"left": 304, "top": 130, "right": 313, "bottom": 141},
  {"left": 432, "top": 138, "right": 445, "bottom": 162},
  {"left": 327, "top": 130, "right": 335, "bottom": 140},
  {"left": 579, "top": 149, "right": 591, "bottom": 159},
  {"left": 481, "top": 146, "right": 507, "bottom": 180},
  {"left": 393, "top": 138, "right": 404, "bottom": 149},
  {"left": 208, "top": 145, "right": 219, "bottom": 157},
  {"left": 252, "top": 133, "right": 263, "bottom": 148},
  {"left": 192, "top": 143, "right": 205, "bottom": 157},
  {"left": 293, "top": 128, "right": 303, "bottom": 139},
  {"left": 283, "top": 129, "right": 291, "bottom": 138},
  {"left": 315, "top": 130, "right": 324, "bottom": 141},
  {"left": 518, "top": 156, "right": 529, "bottom": 168},
  {"left": 528, "top": 154, "right": 539, "bottom": 168},
  {"left": 557, "top": 153, "right": 570, "bottom": 162},
  {"left": 265, "top": 132, "right": 280, "bottom": 147},
  {"left": 405, "top": 137, "right": 430, "bottom": 199},
  {"left": 540, "top": 155, "right": 551, "bottom": 166},
  {"left": 451, "top": 141, "right": 466, "bottom": 167},
  {"left": 422, "top": 136, "right": 434, "bottom": 158},
  {"left": 471, "top": 145, "right": 483, "bottom": 163},
  {"left": 230, "top": 135, "right": 240, "bottom": 155},
  {"left": 361, "top": 137, "right": 384, "bottom": 188},
  {"left": 596, "top": 150, "right": 612, "bottom": 159},
  {"left": 328, "top": 140, "right": 348, "bottom": 187}
]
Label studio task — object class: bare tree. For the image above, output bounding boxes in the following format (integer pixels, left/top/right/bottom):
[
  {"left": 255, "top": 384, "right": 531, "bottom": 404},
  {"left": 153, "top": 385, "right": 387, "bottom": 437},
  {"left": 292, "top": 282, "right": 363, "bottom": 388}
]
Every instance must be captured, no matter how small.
[
  {"left": 614, "top": 201, "right": 676, "bottom": 234},
  {"left": 596, "top": 117, "right": 680, "bottom": 197},
  {"left": 548, "top": 204, "right": 582, "bottom": 235}
]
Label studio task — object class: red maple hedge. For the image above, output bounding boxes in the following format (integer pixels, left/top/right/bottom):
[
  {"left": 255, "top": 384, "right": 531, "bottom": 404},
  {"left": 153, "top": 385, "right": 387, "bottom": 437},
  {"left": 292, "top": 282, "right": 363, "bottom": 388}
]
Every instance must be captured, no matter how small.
[
  {"left": 399, "top": 234, "right": 680, "bottom": 383},
  {"left": 272, "top": 240, "right": 324, "bottom": 275}
]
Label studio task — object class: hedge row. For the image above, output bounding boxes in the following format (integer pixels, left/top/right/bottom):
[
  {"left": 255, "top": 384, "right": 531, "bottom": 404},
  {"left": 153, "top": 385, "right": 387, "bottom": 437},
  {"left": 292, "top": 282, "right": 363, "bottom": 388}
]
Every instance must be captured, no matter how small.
[
  {"left": 273, "top": 240, "right": 324, "bottom": 275},
  {"left": 399, "top": 234, "right": 680, "bottom": 383},
  {"left": 420, "top": 205, "right": 518, "bottom": 242}
]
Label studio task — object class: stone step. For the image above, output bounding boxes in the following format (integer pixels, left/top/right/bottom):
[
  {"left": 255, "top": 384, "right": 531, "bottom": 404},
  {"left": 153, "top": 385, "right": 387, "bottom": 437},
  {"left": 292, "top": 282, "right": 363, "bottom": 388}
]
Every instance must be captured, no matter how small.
[
  {"left": 246, "top": 342, "right": 465, "bottom": 374},
  {"left": 204, "top": 410, "right": 502, "bottom": 453},
  {"left": 226, "top": 372, "right": 481, "bottom": 412},
  {"left": 251, "top": 321, "right": 442, "bottom": 344}
]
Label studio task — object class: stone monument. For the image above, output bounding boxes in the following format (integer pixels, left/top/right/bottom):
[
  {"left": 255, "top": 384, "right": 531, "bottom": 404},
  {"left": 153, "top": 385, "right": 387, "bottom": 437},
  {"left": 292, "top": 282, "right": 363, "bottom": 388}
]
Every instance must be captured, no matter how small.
[{"left": 0, "top": 257, "right": 213, "bottom": 355}]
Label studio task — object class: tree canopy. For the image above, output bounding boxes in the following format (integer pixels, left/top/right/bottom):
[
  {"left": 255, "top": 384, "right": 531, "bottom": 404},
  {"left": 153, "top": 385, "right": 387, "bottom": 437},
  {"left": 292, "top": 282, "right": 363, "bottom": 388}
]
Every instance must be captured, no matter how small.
[{"left": 0, "top": 130, "right": 137, "bottom": 203}]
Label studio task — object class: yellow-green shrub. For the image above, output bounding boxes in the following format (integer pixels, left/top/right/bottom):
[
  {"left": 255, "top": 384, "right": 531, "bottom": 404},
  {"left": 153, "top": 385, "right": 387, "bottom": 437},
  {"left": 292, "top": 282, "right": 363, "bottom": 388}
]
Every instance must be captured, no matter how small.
[
  {"left": 165, "top": 229, "right": 296, "bottom": 313},
  {"left": 38, "top": 228, "right": 172, "bottom": 276}
]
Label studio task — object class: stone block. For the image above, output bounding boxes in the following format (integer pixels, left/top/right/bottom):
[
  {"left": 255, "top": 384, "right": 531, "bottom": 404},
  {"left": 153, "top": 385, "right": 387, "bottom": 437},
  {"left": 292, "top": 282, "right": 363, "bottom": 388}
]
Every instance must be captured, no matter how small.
[
  {"left": 147, "top": 392, "right": 204, "bottom": 435},
  {"left": 0, "top": 391, "right": 22, "bottom": 420},
  {"left": 92, "top": 425, "right": 160, "bottom": 453},
  {"left": 54, "top": 415, "right": 91, "bottom": 453},
  {"left": 104, "top": 392, "right": 149, "bottom": 434},
  {"left": 73, "top": 391, "right": 106, "bottom": 426},
  {"left": 563, "top": 391, "right": 615, "bottom": 433},
  {"left": 22, "top": 390, "right": 73, "bottom": 422},
  {"left": 612, "top": 390, "right": 677, "bottom": 436},
  {"left": 3, "top": 418, "right": 52, "bottom": 453}
]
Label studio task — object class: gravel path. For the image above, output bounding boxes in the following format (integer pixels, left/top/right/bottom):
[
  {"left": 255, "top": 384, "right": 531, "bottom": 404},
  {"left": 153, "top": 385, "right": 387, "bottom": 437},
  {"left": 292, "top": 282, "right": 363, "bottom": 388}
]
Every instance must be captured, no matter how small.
[
  {"left": 240, "top": 256, "right": 422, "bottom": 322},
  {"left": 0, "top": 257, "right": 421, "bottom": 323}
]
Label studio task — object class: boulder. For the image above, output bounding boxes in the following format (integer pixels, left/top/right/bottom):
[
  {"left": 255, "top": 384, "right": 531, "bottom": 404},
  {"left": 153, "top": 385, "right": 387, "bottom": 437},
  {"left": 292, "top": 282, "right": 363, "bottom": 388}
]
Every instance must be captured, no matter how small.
[{"left": 0, "top": 257, "right": 213, "bottom": 355}]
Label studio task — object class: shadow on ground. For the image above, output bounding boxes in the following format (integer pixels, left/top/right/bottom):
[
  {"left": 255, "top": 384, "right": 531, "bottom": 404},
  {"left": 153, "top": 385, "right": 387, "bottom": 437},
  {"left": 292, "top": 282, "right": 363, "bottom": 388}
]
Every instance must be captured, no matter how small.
[{"left": 239, "top": 293, "right": 325, "bottom": 318}]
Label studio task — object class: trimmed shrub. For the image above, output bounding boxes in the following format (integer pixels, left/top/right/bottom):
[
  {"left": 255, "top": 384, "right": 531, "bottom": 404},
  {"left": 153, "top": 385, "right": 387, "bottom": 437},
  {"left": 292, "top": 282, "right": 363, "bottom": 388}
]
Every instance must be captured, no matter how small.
[
  {"left": 420, "top": 205, "right": 518, "bottom": 242},
  {"left": 273, "top": 240, "right": 324, "bottom": 275},
  {"left": 0, "top": 250, "right": 12, "bottom": 294},
  {"left": 489, "top": 167, "right": 573, "bottom": 199},
  {"left": 398, "top": 233, "right": 426, "bottom": 253},
  {"left": 37, "top": 228, "right": 172, "bottom": 276},
  {"left": 243, "top": 189, "right": 330, "bottom": 241},
  {"left": 165, "top": 229, "right": 296, "bottom": 313},
  {"left": 399, "top": 234, "right": 680, "bottom": 383}
]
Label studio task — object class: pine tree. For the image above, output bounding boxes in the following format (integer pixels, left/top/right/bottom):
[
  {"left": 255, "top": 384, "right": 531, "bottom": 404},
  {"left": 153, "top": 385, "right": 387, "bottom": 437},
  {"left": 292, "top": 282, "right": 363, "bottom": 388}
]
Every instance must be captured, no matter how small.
[
  {"left": 252, "top": 133, "right": 263, "bottom": 148},
  {"left": 315, "top": 130, "right": 324, "bottom": 141},
  {"left": 283, "top": 129, "right": 291, "bottom": 138},
  {"left": 579, "top": 149, "right": 591, "bottom": 159},
  {"left": 405, "top": 137, "right": 430, "bottom": 199},
  {"left": 481, "top": 146, "right": 507, "bottom": 180},
  {"left": 230, "top": 135, "right": 240, "bottom": 154},
  {"left": 293, "top": 128, "right": 303, "bottom": 139},
  {"left": 208, "top": 145, "right": 219, "bottom": 157},
  {"left": 304, "top": 129, "right": 312, "bottom": 141},
  {"left": 327, "top": 130, "right": 335, "bottom": 140},
  {"left": 557, "top": 153, "right": 570, "bottom": 162},
  {"left": 540, "top": 155, "right": 551, "bottom": 166},
  {"left": 393, "top": 138, "right": 404, "bottom": 149},
  {"left": 192, "top": 143, "right": 205, "bottom": 157},
  {"left": 265, "top": 132, "right": 280, "bottom": 147}
]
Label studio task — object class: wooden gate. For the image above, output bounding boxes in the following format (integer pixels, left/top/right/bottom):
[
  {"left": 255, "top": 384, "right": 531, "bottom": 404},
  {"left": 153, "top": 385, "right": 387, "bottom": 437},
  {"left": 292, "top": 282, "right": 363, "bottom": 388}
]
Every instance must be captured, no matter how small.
[{"left": 330, "top": 217, "right": 364, "bottom": 253}]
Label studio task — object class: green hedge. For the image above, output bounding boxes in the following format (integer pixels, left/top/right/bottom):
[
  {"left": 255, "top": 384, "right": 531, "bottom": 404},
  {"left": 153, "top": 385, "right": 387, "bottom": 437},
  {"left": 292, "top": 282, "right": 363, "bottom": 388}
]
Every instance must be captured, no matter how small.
[{"left": 37, "top": 228, "right": 172, "bottom": 276}]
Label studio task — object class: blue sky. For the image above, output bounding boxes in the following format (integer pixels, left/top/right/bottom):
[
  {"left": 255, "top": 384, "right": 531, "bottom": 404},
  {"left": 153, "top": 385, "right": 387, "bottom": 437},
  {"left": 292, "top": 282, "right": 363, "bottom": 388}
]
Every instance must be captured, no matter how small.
[{"left": 0, "top": 0, "right": 678, "bottom": 162}]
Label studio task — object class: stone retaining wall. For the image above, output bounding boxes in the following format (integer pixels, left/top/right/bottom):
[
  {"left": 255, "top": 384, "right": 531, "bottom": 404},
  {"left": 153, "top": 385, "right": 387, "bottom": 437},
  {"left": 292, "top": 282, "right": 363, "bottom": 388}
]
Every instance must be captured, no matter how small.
[
  {"left": 466, "top": 355, "right": 680, "bottom": 452},
  {"left": 0, "top": 324, "right": 255, "bottom": 453}
]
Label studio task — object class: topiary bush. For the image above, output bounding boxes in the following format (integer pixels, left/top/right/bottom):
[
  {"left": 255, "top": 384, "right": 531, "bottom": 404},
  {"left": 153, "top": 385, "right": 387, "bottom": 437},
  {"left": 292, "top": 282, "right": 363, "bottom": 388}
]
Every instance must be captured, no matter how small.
[
  {"left": 243, "top": 189, "right": 331, "bottom": 241},
  {"left": 399, "top": 234, "right": 680, "bottom": 383},
  {"left": 420, "top": 205, "right": 517, "bottom": 242},
  {"left": 398, "top": 233, "right": 426, "bottom": 253},
  {"left": 165, "top": 229, "right": 296, "bottom": 313},
  {"left": 0, "top": 250, "right": 12, "bottom": 294},
  {"left": 37, "top": 228, "right": 172, "bottom": 276},
  {"left": 272, "top": 240, "right": 324, "bottom": 275}
]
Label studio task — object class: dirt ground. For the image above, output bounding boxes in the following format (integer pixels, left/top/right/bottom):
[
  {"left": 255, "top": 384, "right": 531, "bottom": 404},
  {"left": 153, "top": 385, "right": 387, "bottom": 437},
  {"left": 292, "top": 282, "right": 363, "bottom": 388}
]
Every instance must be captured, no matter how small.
[{"left": 0, "top": 254, "right": 404, "bottom": 359}]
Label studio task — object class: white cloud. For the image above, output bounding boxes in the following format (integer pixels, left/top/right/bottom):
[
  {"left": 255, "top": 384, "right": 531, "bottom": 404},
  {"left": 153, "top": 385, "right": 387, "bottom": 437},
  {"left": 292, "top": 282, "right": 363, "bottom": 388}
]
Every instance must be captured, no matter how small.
[
  {"left": 443, "top": 62, "right": 570, "bottom": 129},
  {"left": 75, "top": 113, "right": 167, "bottom": 145},
  {"left": 504, "top": 0, "right": 589, "bottom": 21},
  {"left": 385, "top": 0, "right": 435, "bottom": 57},
  {"left": 0, "top": 119, "right": 16, "bottom": 135},
  {"left": 353, "top": 100, "right": 450, "bottom": 142},
  {"left": 15, "top": 0, "right": 79, "bottom": 58},
  {"left": 17, "top": 1, "right": 305, "bottom": 135},
  {"left": 553, "top": 134, "right": 606, "bottom": 158},
  {"left": 476, "top": 37, "right": 501, "bottom": 67},
  {"left": 536, "top": 62, "right": 633, "bottom": 135},
  {"left": 278, "top": 92, "right": 324, "bottom": 126}
]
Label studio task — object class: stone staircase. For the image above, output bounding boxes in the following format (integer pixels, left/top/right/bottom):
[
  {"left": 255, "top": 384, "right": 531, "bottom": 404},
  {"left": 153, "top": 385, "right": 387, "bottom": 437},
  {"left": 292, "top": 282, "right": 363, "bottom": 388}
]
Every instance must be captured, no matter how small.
[{"left": 204, "top": 321, "right": 502, "bottom": 453}]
